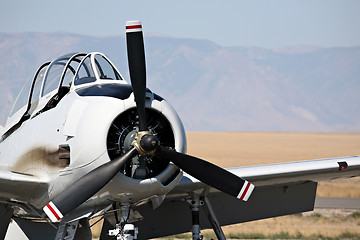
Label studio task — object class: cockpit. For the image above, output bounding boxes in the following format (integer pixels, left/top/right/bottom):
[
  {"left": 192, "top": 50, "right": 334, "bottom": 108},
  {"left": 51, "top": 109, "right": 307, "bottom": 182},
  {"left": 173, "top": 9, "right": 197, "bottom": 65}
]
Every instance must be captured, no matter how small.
[{"left": 5, "top": 52, "right": 126, "bottom": 134}]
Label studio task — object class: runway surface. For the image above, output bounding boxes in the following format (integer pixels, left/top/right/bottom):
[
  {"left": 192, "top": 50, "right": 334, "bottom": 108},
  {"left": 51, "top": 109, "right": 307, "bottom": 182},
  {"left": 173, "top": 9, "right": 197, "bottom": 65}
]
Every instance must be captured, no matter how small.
[{"left": 315, "top": 197, "right": 360, "bottom": 209}]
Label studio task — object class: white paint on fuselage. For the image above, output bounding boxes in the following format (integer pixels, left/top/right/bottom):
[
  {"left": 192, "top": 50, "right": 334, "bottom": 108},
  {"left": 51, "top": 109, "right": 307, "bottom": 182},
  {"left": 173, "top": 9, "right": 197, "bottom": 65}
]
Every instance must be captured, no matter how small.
[{"left": 0, "top": 81, "right": 187, "bottom": 218}]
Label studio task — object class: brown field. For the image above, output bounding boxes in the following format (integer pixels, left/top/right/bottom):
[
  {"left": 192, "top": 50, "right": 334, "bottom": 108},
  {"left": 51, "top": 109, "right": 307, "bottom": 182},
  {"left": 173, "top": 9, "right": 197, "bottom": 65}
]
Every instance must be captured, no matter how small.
[
  {"left": 185, "top": 208, "right": 360, "bottom": 239},
  {"left": 186, "top": 131, "right": 360, "bottom": 198},
  {"left": 92, "top": 132, "right": 360, "bottom": 239},
  {"left": 186, "top": 132, "right": 360, "bottom": 168}
]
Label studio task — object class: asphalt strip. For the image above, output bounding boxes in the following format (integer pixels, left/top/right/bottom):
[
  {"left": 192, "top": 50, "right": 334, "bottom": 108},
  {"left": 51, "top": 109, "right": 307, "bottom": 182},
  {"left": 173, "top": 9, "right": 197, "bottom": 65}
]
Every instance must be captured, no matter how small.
[{"left": 315, "top": 197, "right": 360, "bottom": 210}]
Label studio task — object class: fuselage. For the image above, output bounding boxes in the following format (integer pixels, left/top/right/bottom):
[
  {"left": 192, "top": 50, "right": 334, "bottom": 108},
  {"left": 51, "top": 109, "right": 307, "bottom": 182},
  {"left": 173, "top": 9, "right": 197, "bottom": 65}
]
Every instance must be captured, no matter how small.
[{"left": 0, "top": 52, "right": 186, "bottom": 219}]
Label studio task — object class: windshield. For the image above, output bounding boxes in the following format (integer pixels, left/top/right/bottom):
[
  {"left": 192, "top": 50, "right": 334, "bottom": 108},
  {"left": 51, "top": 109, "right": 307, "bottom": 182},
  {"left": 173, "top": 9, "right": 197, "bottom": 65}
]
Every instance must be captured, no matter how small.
[
  {"left": 74, "top": 53, "right": 122, "bottom": 86},
  {"left": 42, "top": 53, "right": 80, "bottom": 96},
  {"left": 94, "top": 54, "right": 122, "bottom": 80},
  {"left": 9, "top": 52, "right": 123, "bottom": 120},
  {"left": 29, "top": 63, "right": 49, "bottom": 114},
  {"left": 42, "top": 61, "right": 66, "bottom": 96},
  {"left": 74, "top": 55, "right": 95, "bottom": 85},
  {"left": 9, "top": 79, "right": 32, "bottom": 117}
]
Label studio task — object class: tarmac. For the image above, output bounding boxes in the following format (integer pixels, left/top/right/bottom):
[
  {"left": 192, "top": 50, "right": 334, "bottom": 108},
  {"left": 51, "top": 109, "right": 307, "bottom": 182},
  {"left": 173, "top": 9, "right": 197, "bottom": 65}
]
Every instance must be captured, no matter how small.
[{"left": 315, "top": 197, "right": 360, "bottom": 209}]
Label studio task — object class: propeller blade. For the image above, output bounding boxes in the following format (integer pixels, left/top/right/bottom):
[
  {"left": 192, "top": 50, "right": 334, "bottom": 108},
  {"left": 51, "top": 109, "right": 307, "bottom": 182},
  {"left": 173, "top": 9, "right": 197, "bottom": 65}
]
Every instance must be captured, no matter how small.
[
  {"left": 43, "top": 148, "right": 138, "bottom": 222},
  {"left": 126, "top": 20, "right": 148, "bottom": 131},
  {"left": 157, "top": 146, "right": 254, "bottom": 201}
]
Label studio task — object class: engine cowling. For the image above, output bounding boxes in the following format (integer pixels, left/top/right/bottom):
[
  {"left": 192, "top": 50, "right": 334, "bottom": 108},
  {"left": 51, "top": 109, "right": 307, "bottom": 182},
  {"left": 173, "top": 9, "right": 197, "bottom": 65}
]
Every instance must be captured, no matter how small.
[
  {"left": 107, "top": 107, "right": 175, "bottom": 179},
  {"left": 100, "top": 91, "right": 187, "bottom": 204}
]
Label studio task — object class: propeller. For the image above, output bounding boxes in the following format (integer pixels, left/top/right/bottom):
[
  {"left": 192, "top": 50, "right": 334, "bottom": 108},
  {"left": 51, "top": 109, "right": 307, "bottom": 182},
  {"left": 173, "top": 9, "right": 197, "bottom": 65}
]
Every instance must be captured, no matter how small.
[
  {"left": 124, "top": 20, "right": 254, "bottom": 201},
  {"left": 43, "top": 20, "right": 254, "bottom": 223},
  {"left": 43, "top": 148, "right": 138, "bottom": 222},
  {"left": 126, "top": 20, "right": 148, "bottom": 131},
  {"left": 156, "top": 146, "right": 254, "bottom": 200}
]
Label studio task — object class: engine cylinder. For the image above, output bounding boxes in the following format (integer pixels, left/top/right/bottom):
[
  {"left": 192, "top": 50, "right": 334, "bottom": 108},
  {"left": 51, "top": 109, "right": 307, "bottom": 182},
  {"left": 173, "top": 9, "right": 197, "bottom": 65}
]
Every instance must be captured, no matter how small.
[{"left": 107, "top": 108, "right": 175, "bottom": 179}]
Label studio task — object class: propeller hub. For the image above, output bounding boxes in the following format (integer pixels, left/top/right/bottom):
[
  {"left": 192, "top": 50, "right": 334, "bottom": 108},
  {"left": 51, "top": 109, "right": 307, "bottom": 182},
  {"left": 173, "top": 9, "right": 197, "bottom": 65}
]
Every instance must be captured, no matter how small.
[
  {"left": 140, "top": 134, "right": 159, "bottom": 151},
  {"left": 131, "top": 131, "right": 159, "bottom": 156}
]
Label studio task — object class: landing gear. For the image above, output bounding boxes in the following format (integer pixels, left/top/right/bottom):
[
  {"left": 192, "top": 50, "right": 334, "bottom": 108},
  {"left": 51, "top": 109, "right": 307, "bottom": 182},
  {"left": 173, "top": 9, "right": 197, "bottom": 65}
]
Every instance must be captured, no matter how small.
[
  {"left": 186, "top": 195, "right": 226, "bottom": 240},
  {"left": 108, "top": 203, "right": 139, "bottom": 240},
  {"left": 55, "top": 218, "right": 92, "bottom": 240},
  {"left": 105, "top": 195, "right": 225, "bottom": 240},
  {"left": 202, "top": 197, "right": 226, "bottom": 240},
  {"left": 109, "top": 223, "right": 138, "bottom": 240},
  {"left": 186, "top": 196, "right": 204, "bottom": 240}
]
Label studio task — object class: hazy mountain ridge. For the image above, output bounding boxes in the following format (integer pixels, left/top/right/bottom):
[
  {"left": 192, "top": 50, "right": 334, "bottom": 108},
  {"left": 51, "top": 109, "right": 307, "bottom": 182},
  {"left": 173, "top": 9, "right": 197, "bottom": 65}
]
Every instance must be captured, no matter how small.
[{"left": 0, "top": 32, "right": 359, "bottom": 131}]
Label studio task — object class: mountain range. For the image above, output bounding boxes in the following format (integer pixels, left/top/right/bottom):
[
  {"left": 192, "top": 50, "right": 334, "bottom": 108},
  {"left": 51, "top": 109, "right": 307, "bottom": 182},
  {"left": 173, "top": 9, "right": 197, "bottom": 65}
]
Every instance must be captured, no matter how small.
[{"left": 0, "top": 32, "right": 359, "bottom": 131}]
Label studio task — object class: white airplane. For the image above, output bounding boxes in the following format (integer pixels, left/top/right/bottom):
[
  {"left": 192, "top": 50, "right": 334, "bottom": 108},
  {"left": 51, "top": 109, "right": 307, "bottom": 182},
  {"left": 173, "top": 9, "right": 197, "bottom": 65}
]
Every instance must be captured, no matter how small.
[{"left": 0, "top": 20, "right": 359, "bottom": 240}]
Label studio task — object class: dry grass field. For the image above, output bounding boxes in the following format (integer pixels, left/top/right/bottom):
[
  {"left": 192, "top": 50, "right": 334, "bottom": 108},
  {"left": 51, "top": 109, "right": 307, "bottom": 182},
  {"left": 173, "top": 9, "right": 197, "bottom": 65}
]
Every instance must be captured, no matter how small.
[
  {"left": 186, "top": 132, "right": 360, "bottom": 168},
  {"left": 186, "top": 131, "right": 360, "bottom": 198},
  {"left": 92, "top": 132, "right": 360, "bottom": 239}
]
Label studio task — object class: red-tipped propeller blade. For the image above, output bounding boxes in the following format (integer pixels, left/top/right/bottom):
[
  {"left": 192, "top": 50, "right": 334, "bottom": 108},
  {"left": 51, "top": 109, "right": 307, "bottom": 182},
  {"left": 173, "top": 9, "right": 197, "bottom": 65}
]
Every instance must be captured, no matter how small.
[
  {"left": 157, "top": 146, "right": 254, "bottom": 201},
  {"left": 43, "top": 148, "right": 138, "bottom": 222},
  {"left": 126, "top": 20, "right": 148, "bottom": 131}
]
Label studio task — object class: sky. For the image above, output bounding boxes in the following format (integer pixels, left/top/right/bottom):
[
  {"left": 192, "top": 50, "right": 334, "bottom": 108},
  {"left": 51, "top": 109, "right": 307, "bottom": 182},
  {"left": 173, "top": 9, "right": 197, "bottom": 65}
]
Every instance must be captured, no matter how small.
[{"left": 0, "top": 0, "right": 360, "bottom": 49}]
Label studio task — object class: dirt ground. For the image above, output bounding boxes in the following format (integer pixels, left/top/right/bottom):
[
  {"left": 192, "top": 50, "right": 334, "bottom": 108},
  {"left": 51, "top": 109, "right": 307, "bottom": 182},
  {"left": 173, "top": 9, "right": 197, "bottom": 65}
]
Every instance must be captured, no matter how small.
[
  {"left": 92, "top": 132, "right": 360, "bottom": 239},
  {"left": 186, "top": 131, "right": 360, "bottom": 198},
  {"left": 186, "top": 131, "right": 360, "bottom": 168}
]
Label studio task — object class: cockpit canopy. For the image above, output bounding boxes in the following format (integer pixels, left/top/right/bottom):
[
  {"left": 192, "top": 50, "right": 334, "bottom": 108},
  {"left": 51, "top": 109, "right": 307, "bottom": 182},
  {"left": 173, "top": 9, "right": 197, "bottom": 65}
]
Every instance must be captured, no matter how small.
[
  {"left": 7, "top": 52, "right": 125, "bottom": 128},
  {"left": 74, "top": 54, "right": 122, "bottom": 85}
]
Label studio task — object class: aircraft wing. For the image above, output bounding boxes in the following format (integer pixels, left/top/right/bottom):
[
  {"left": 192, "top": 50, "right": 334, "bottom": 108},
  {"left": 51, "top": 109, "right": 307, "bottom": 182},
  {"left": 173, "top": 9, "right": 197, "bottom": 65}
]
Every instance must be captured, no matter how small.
[
  {"left": 0, "top": 169, "right": 49, "bottom": 199},
  {"left": 132, "top": 156, "right": 360, "bottom": 239}
]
